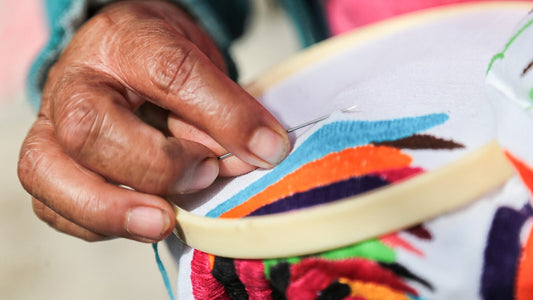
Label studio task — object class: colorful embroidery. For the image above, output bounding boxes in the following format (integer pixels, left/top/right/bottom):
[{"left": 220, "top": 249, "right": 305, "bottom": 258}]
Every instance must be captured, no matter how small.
[
  {"left": 338, "top": 278, "right": 415, "bottom": 300},
  {"left": 212, "top": 257, "right": 248, "bottom": 299},
  {"left": 373, "top": 134, "right": 463, "bottom": 150},
  {"left": 284, "top": 258, "right": 418, "bottom": 299},
  {"left": 190, "top": 113, "right": 464, "bottom": 299},
  {"left": 181, "top": 10, "right": 533, "bottom": 299},
  {"left": 191, "top": 251, "right": 228, "bottom": 300},
  {"left": 516, "top": 220, "right": 533, "bottom": 300},
  {"left": 505, "top": 152, "right": 533, "bottom": 195},
  {"left": 221, "top": 146, "right": 412, "bottom": 218},
  {"left": 481, "top": 204, "right": 533, "bottom": 300},
  {"left": 207, "top": 114, "right": 449, "bottom": 218},
  {"left": 522, "top": 59, "right": 533, "bottom": 77},
  {"left": 234, "top": 260, "right": 271, "bottom": 299},
  {"left": 487, "top": 15, "right": 533, "bottom": 74}
]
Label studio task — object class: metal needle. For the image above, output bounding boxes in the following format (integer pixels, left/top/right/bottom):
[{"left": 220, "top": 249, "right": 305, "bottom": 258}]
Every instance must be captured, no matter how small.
[{"left": 217, "top": 105, "right": 358, "bottom": 160}]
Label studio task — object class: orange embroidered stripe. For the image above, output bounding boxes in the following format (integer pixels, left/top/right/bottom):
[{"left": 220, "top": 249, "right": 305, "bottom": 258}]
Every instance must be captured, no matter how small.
[
  {"left": 208, "top": 254, "right": 215, "bottom": 271},
  {"left": 379, "top": 233, "right": 424, "bottom": 257},
  {"left": 339, "top": 278, "right": 412, "bottom": 300},
  {"left": 516, "top": 225, "right": 533, "bottom": 300},
  {"left": 505, "top": 151, "right": 533, "bottom": 195},
  {"left": 221, "top": 145, "right": 411, "bottom": 218}
]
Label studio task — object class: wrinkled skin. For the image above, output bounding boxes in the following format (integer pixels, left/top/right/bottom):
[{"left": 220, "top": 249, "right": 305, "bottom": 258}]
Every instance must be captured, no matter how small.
[{"left": 17, "top": 1, "right": 290, "bottom": 243}]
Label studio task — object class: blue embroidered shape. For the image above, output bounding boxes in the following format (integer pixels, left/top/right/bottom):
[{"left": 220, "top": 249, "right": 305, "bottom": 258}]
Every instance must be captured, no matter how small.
[{"left": 207, "top": 113, "right": 449, "bottom": 217}]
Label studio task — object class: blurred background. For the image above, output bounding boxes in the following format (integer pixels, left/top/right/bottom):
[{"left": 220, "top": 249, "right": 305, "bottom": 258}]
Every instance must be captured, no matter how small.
[{"left": 0, "top": 0, "right": 298, "bottom": 299}]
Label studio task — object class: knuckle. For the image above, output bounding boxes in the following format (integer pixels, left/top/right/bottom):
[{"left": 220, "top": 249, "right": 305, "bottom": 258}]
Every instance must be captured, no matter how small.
[
  {"left": 77, "top": 191, "right": 104, "bottom": 223},
  {"left": 46, "top": 64, "right": 62, "bottom": 85},
  {"left": 138, "top": 147, "right": 178, "bottom": 194},
  {"left": 89, "top": 11, "right": 119, "bottom": 29},
  {"left": 17, "top": 142, "right": 37, "bottom": 194},
  {"left": 32, "top": 198, "right": 106, "bottom": 242},
  {"left": 54, "top": 94, "right": 104, "bottom": 159},
  {"left": 18, "top": 127, "right": 51, "bottom": 196},
  {"left": 74, "top": 189, "right": 122, "bottom": 238},
  {"left": 134, "top": 140, "right": 183, "bottom": 194},
  {"left": 32, "top": 198, "right": 60, "bottom": 229},
  {"left": 146, "top": 43, "right": 201, "bottom": 97}
]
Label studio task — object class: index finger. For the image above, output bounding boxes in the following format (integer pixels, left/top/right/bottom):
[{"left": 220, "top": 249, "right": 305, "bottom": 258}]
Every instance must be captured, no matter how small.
[
  {"left": 97, "top": 2, "right": 290, "bottom": 169},
  {"left": 18, "top": 117, "right": 175, "bottom": 242}
]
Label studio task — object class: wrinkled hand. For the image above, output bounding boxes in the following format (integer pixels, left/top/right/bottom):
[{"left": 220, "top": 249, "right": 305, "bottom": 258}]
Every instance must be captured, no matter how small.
[{"left": 17, "top": 1, "right": 289, "bottom": 243}]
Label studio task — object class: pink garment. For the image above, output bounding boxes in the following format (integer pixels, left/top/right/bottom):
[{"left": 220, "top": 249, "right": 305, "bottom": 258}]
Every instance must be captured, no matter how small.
[{"left": 325, "top": 0, "right": 532, "bottom": 35}]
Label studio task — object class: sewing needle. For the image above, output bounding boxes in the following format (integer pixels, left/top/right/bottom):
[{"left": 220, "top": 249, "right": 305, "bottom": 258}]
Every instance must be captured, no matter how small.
[{"left": 218, "top": 105, "right": 358, "bottom": 160}]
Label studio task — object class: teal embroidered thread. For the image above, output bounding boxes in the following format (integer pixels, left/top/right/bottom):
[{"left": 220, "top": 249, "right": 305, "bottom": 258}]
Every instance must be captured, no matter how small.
[{"left": 153, "top": 243, "right": 175, "bottom": 300}]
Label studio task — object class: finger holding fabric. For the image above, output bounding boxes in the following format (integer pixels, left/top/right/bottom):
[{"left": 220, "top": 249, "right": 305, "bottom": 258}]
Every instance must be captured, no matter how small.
[{"left": 17, "top": 0, "right": 289, "bottom": 242}]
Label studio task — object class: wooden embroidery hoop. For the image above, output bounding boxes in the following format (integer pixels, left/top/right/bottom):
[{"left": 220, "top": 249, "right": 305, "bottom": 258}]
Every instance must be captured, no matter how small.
[{"left": 171, "top": 2, "right": 530, "bottom": 259}]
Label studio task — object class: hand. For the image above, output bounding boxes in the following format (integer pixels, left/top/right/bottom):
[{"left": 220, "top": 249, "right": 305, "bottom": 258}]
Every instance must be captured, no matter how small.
[{"left": 17, "top": 1, "right": 290, "bottom": 243}]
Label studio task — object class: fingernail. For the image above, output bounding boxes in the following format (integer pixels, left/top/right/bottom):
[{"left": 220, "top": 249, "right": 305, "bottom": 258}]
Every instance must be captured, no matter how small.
[
  {"left": 248, "top": 127, "right": 289, "bottom": 167},
  {"left": 188, "top": 158, "right": 219, "bottom": 191},
  {"left": 126, "top": 207, "right": 170, "bottom": 241}
]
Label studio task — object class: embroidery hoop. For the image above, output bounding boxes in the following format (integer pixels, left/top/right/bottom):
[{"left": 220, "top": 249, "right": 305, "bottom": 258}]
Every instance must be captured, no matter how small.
[{"left": 171, "top": 2, "right": 529, "bottom": 259}]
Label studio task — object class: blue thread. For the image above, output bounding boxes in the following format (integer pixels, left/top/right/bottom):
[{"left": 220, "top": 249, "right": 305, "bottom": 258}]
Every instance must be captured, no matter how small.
[
  {"left": 153, "top": 243, "right": 175, "bottom": 300},
  {"left": 207, "top": 113, "right": 448, "bottom": 217}
]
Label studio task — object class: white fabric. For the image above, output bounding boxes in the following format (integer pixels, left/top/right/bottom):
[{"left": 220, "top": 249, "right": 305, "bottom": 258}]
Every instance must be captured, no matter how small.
[
  {"left": 171, "top": 6, "right": 532, "bottom": 299},
  {"left": 486, "top": 11, "right": 533, "bottom": 179},
  {"left": 397, "top": 175, "right": 530, "bottom": 299}
]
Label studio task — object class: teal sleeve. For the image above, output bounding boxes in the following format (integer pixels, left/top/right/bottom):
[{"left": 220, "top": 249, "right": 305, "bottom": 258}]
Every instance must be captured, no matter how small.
[
  {"left": 27, "top": 0, "right": 250, "bottom": 110},
  {"left": 279, "top": 0, "right": 329, "bottom": 47}
]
